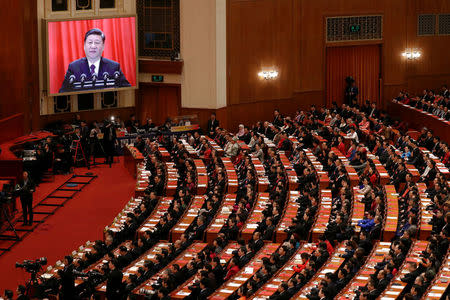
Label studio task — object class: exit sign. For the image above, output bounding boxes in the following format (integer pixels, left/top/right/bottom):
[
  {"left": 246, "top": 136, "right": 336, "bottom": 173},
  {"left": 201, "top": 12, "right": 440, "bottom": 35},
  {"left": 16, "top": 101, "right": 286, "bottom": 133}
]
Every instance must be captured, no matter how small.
[
  {"left": 350, "top": 24, "right": 361, "bottom": 33},
  {"left": 152, "top": 75, "right": 164, "bottom": 82}
]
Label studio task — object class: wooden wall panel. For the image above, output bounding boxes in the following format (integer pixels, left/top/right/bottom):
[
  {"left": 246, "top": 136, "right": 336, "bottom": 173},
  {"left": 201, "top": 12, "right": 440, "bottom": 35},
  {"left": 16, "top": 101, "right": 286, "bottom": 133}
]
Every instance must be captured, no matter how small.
[
  {"left": 39, "top": 107, "right": 136, "bottom": 128},
  {"left": 227, "top": 0, "right": 450, "bottom": 114},
  {"left": 0, "top": 0, "right": 39, "bottom": 132},
  {"left": 136, "top": 84, "right": 181, "bottom": 126},
  {"left": 227, "top": 0, "right": 295, "bottom": 105}
]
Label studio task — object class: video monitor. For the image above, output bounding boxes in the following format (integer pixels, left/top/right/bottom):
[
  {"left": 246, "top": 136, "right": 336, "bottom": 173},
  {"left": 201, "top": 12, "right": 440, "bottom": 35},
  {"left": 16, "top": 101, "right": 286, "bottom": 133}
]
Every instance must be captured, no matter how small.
[{"left": 46, "top": 16, "right": 137, "bottom": 96}]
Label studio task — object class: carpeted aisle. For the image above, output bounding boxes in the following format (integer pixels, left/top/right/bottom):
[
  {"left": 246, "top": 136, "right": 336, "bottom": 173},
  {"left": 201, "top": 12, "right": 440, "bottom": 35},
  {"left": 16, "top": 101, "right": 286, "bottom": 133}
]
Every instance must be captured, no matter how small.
[{"left": 0, "top": 157, "right": 134, "bottom": 292}]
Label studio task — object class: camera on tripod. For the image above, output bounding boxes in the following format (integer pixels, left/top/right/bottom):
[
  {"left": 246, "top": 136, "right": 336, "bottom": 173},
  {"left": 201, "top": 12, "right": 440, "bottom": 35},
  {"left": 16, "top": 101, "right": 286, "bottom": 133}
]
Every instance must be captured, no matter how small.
[{"left": 16, "top": 257, "right": 47, "bottom": 273}]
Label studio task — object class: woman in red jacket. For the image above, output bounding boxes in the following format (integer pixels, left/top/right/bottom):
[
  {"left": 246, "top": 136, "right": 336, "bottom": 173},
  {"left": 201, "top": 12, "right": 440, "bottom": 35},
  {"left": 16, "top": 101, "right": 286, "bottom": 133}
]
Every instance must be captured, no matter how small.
[{"left": 224, "top": 257, "right": 240, "bottom": 281}]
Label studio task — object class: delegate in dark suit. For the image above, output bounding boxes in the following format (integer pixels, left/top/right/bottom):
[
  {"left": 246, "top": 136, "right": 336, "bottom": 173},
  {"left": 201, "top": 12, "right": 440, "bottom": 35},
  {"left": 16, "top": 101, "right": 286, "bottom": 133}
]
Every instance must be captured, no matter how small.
[
  {"left": 17, "top": 172, "right": 35, "bottom": 226},
  {"left": 59, "top": 28, "right": 131, "bottom": 93},
  {"left": 59, "top": 57, "right": 130, "bottom": 93}
]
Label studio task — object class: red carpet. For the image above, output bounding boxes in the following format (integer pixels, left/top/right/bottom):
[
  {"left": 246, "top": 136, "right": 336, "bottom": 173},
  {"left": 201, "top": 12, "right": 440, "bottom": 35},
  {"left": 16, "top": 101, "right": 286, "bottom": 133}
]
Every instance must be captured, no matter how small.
[{"left": 0, "top": 157, "right": 134, "bottom": 292}]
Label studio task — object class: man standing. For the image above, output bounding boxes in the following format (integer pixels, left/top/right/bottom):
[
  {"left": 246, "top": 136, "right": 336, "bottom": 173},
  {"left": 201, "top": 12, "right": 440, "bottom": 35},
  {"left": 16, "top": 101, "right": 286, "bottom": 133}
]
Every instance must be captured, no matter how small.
[
  {"left": 103, "top": 120, "right": 117, "bottom": 167},
  {"left": 59, "top": 28, "right": 130, "bottom": 93},
  {"left": 106, "top": 259, "right": 123, "bottom": 299},
  {"left": 206, "top": 113, "right": 219, "bottom": 137},
  {"left": 17, "top": 171, "right": 35, "bottom": 226}
]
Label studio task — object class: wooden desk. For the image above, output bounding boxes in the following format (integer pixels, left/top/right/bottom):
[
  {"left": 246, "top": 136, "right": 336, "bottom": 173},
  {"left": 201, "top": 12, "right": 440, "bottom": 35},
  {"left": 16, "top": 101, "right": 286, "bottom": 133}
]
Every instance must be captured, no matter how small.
[
  {"left": 389, "top": 101, "right": 450, "bottom": 144},
  {"left": 331, "top": 147, "right": 359, "bottom": 187},
  {"left": 170, "top": 242, "right": 241, "bottom": 299},
  {"left": 205, "top": 194, "right": 236, "bottom": 243},
  {"left": 137, "top": 197, "right": 173, "bottom": 238},
  {"left": 383, "top": 185, "right": 398, "bottom": 242},
  {"left": 417, "top": 183, "right": 433, "bottom": 240},
  {"left": 304, "top": 149, "right": 330, "bottom": 190},
  {"left": 293, "top": 243, "right": 346, "bottom": 299},
  {"left": 337, "top": 241, "right": 392, "bottom": 300},
  {"left": 181, "top": 140, "right": 198, "bottom": 158},
  {"left": 170, "top": 195, "right": 206, "bottom": 242},
  {"left": 311, "top": 190, "right": 332, "bottom": 241},
  {"left": 194, "top": 159, "right": 208, "bottom": 195},
  {"left": 275, "top": 191, "right": 300, "bottom": 243},
  {"left": 240, "top": 193, "right": 270, "bottom": 242},
  {"left": 165, "top": 162, "right": 179, "bottom": 196},
  {"left": 124, "top": 145, "right": 144, "bottom": 179},
  {"left": 366, "top": 153, "right": 390, "bottom": 185},
  {"left": 251, "top": 158, "right": 269, "bottom": 192},
  {"left": 209, "top": 243, "right": 280, "bottom": 300},
  {"left": 351, "top": 187, "right": 366, "bottom": 234},
  {"left": 378, "top": 240, "right": 429, "bottom": 299},
  {"left": 222, "top": 157, "right": 238, "bottom": 193},
  {"left": 251, "top": 243, "right": 316, "bottom": 299},
  {"left": 279, "top": 153, "right": 299, "bottom": 190},
  {"left": 237, "top": 140, "right": 250, "bottom": 152}
]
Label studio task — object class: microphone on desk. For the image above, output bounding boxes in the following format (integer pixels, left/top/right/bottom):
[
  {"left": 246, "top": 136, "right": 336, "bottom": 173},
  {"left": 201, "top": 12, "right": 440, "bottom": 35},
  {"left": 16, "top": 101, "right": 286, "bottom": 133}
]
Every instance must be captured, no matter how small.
[
  {"left": 80, "top": 73, "right": 87, "bottom": 87},
  {"left": 68, "top": 75, "right": 76, "bottom": 86},
  {"left": 103, "top": 72, "right": 109, "bottom": 86}
]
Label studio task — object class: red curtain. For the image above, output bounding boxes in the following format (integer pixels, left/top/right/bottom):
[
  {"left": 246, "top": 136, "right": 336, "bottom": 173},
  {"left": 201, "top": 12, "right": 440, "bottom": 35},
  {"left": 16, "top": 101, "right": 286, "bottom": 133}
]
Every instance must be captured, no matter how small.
[
  {"left": 326, "top": 45, "right": 380, "bottom": 107},
  {"left": 48, "top": 17, "right": 136, "bottom": 94}
]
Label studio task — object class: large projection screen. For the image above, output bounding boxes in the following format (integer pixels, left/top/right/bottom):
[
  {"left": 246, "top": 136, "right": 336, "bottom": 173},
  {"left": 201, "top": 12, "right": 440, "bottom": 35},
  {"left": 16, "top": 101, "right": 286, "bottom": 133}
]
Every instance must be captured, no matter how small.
[{"left": 46, "top": 16, "right": 137, "bottom": 96}]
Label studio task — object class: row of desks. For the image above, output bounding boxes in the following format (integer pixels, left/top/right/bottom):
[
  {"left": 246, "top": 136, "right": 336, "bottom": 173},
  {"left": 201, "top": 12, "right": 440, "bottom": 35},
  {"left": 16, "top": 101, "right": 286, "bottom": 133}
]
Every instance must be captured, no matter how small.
[
  {"left": 240, "top": 193, "right": 270, "bottom": 242},
  {"left": 105, "top": 197, "right": 143, "bottom": 235},
  {"left": 209, "top": 243, "right": 280, "bottom": 300},
  {"left": 132, "top": 242, "right": 208, "bottom": 296},
  {"left": 251, "top": 243, "right": 316, "bottom": 299},
  {"left": 251, "top": 157, "right": 270, "bottom": 192},
  {"left": 170, "top": 242, "right": 241, "bottom": 299},
  {"left": 293, "top": 243, "right": 346, "bottom": 299},
  {"left": 419, "top": 147, "right": 450, "bottom": 179},
  {"left": 366, "top": 152, "right": 390, "bottom": 185},
  {"left": 170, "top": 195, "right": 206, "bottom": 242},
  {"left": 222, "top": 157, "right": 238, "bottom": 193},
  {"left": 303, "top": 148, "right": 330, "bottom": 190},
  {"left": 351, "top": 187, "right": 366, "bottom": 234},
  {"left": 378, "top": 240, "right": 429, "bottom": 299},
  {"left": 331, "top": 147, "right": 359, "bottom": 187},
  {"left": 311, "top": 190, "right": 332, "bottom": 241},
  {"left": 383, "top": 185, "right": 399, "bottom": 242},
  {"left": 417, "top": 183, "right": 433, "bottom": 240},
  {"left": 275, "top": 191, "right": 300, "bottom": 243},
  {"left": 137, "top": 197, "right": 173, "bottom": 238},
  {"left": 337, "top": 241, "right": 392, "bottom": 299},
  {"left": 279, "top": 152, "right": 299, "bottom": 190},
  {"left": 193, "top": 159, "right": 208, "bottom": 195},
  {"left": 205, "top": 194, "right": 236, "bottom": 243},
  {"left": 422, "top": 248, "right": 450, "bottom": 299}
]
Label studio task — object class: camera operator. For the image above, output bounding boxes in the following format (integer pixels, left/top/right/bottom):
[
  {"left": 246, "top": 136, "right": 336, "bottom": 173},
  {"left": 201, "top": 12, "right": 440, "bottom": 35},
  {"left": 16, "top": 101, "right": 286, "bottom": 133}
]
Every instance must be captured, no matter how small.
[
  {"left": 16, "top": 171, "right": 35, "bottom": 226},
  {"left": 58, "top": 256, "right": 75, "bottom": 299},
  {"left": 106, "top": 259, "right": 123, "bottom": 299}
]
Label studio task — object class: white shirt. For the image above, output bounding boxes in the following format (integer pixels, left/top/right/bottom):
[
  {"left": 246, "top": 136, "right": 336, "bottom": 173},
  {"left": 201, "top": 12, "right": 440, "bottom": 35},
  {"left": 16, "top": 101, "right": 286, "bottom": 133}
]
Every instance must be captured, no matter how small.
[
  {"left": 346, "top": 131, "right": 359, "bottom": 143},
  {"left": 87, "top": 59, "right": 100, "bottom": 76}
]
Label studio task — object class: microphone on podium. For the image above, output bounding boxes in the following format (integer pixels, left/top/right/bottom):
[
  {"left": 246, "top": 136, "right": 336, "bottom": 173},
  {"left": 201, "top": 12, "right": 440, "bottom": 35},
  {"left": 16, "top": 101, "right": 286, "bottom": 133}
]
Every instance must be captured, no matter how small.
[
  {"left": 92, "top": 74, "right": 98, "bottom": 86},
  {"left": 80, "top": 74, "right": 87, "bottom": 87},
  {"left": 103, "top": 72, "right": 109, "bottom": 86},
  {"left": 68, "top": 75, "right": 76, "bottom": 86},
  {"left": 113, "top": 71, "right": 120, "bottom": 86}
]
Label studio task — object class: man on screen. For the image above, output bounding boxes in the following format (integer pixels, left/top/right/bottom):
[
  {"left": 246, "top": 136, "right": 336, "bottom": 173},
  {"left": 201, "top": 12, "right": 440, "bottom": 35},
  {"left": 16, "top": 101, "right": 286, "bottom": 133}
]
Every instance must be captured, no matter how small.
[{"left": 59, "top": 28, "right": 130, "bottom": 93}]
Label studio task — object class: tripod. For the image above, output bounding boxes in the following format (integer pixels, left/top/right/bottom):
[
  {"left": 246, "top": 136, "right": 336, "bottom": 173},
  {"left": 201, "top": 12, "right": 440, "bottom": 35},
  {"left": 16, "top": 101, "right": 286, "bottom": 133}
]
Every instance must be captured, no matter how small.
[
  {"left": 89, "top": 138, "right": 107, "bottom": 166},
  {"left": 24, "top": 269, "right": 41, "bottom": 297},
  {"left": 0, "top": 199, "right": 19, "bottom": 241}
]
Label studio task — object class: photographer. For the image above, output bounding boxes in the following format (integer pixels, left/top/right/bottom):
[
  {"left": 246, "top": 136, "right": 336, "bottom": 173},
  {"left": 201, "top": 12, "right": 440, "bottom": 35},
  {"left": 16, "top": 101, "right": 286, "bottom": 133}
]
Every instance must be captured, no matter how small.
[{"left": 102, "top": 120, "right": 117, "bottom": 167}]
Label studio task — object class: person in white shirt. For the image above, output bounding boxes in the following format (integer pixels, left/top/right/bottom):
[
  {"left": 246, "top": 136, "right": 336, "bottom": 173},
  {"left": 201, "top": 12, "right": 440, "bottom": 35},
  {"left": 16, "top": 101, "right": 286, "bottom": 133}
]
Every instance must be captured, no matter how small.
[{"left": 346, "top": 127, "right": 359, "bottom": 143}]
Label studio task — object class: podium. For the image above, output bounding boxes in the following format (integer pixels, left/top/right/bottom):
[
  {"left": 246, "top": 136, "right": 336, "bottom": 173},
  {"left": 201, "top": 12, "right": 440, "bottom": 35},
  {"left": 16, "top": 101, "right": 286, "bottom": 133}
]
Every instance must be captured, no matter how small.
[{"left": 71, "top": 78, "right": 117, "bottom": 90}]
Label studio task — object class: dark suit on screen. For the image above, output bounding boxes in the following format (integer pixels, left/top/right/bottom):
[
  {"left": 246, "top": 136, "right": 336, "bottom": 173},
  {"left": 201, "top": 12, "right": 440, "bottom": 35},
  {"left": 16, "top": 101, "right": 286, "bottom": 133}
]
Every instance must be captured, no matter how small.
[{"left": 59, "top": 57, "right": 130, "bottom": 93}]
